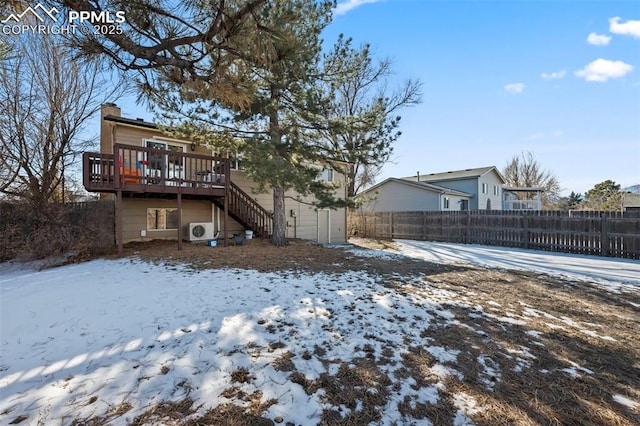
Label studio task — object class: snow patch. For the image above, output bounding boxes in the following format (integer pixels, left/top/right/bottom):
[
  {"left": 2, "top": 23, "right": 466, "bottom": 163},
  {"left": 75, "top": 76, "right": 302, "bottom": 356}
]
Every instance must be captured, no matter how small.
[{"left": 612, "top": 394, "right": 639, "bottom": 410}]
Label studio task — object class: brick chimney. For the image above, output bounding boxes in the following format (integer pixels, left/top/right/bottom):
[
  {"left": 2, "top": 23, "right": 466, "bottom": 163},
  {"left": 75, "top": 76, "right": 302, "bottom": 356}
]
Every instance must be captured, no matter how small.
[
  {"left": 101, "top": 102, "right": 121, "bottom": 118},
  {"left": 100, "top": 103, "right": 121, "bottom": 154}
]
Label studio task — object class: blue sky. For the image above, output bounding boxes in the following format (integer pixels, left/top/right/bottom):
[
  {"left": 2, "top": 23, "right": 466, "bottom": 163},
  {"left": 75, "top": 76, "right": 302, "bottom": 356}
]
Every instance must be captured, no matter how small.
[{"left": 119, "top": 0, "right": 640, "bottom": 195}]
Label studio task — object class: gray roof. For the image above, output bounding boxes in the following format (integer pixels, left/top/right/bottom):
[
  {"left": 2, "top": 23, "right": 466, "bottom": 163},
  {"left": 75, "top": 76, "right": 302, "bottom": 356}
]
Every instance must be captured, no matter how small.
[
  {"left": 404, "top": 166, "right": 506, "bottom": 184},
  {"left": 360, "top": 178, "right": 474, "bottom": 198},
  {"left": 623, "top": 193, "right": 640, "bottom": 207},
  {"left": 104, "top": 114, "right": 159, "bottom": 129},
  {"left": 503, "top": 186, "right": 545, "bottom": 192}
]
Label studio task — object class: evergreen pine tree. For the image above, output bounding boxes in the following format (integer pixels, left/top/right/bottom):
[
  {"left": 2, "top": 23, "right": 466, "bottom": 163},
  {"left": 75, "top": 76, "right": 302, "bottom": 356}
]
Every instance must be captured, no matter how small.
[{"left": 583, "top": 180, "right": 622, "bottom": 211}]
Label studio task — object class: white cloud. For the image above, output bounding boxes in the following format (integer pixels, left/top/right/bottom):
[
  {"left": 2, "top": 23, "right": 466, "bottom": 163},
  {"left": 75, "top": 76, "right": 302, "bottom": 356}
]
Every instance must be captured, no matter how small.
[
  {"left": 541, "top": 70, "right": 567, "bottom": 80},
  {"left": 504, "top": 83, "right": 525, "bottom": 94},
  {"left": 334, "top": 0, "right": 383, "bottom": 16},
  {"left": 587, "top": 32, "right": 612, "bottom": 46},
  {"left": 609, "top": 17, "right": 640, "bottom": 38},
  {"left": 574, "top": 58, "right": 634, "bottom": 82}
]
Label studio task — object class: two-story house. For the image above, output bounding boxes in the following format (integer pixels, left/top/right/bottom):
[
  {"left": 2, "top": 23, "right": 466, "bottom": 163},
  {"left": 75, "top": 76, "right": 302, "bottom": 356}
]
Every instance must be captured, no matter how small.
[
  {"left": 359, "top": 166, "right": 506, "bottom": 212},
  {"left": 83, "top": 104, "right": 348, "bottom": 252}
]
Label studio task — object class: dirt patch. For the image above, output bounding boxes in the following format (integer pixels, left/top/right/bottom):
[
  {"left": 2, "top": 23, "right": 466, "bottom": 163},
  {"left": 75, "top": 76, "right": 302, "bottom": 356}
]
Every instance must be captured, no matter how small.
[{"left": 118, "top": 238, "right": 454, "bottom": 278}]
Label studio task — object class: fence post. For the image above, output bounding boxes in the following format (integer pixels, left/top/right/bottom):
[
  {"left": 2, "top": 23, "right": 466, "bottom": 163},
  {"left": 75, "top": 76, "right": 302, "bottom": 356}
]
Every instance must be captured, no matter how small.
[
  {"left": 390, "top": 212, "right": 394, "bottom": 239},
  {"left": 422, "top": 211, "right": 427, "bottom": 240},
  {"left": 601, "top": 213, "right": 609, "bottom": 257},
  {"left": 466, "top": 210, "right": 471, "bottom": 243},
  {"left": 363, "top": 214, "right": 367, "bottom": 238},
  {"left": 523, "top": 212, "right": 530, "bottom": 249}
]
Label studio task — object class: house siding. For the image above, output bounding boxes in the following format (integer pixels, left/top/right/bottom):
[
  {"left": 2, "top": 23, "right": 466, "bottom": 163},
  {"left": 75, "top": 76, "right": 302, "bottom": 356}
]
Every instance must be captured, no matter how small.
[
  {"left": 477, "top": 172, "right": 504, "bottom": 210},
  {"left": 122, "top": 198, "right": 214, "bottom": 242},
  {"left": 100, "top": 110, "right": 347, "bottom": 244},
  {"left": 441, "top": 194, "right": 470, "bottom": 211},
  {"left": 228, "top": 169, "right": 348, "bottom": 243},
  {"left": 362, "top": 181, "right": 441, "bottom": 212},
  {"left": 424, "top": 170, "right": 504, "bottom": 210}
]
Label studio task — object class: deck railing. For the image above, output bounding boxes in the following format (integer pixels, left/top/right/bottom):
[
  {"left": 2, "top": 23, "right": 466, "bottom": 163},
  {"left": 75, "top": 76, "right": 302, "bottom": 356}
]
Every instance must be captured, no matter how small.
[
  {"left": 83, "top": 144, "right": 230, "bottom": 196},
  {"left": 225, "top": 182, "right": 273, "bottom": 237},
  {"left": 504, "top": 199, "right": 542, "bottom": 210}
]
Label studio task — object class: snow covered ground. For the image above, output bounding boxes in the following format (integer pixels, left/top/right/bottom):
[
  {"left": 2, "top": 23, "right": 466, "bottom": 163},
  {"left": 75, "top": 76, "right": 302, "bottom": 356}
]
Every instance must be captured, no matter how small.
[
  {"left": 1, "top": 242, "right": 639, "bottom": 425},
  {"left": 393, "top": 240, "right": 640, "bottom": 289},
  {"left": 0, "top": 260, "right": 465, "bottom": 425}
]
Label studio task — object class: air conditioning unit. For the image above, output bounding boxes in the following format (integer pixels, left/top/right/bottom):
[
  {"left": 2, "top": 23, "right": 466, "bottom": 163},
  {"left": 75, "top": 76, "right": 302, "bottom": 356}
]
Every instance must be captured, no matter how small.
[{"left": 188, "top": 222, "right": 214, "bottom": 242}]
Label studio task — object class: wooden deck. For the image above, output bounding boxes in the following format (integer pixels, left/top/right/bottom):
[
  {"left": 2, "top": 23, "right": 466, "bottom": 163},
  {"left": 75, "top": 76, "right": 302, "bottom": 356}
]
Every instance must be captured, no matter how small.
[
  {"left": 83, "top": 144, "right": 230, "bottom": 198},
  {"left": 83, "top": 143, "right": 273, "bottom": 253}
]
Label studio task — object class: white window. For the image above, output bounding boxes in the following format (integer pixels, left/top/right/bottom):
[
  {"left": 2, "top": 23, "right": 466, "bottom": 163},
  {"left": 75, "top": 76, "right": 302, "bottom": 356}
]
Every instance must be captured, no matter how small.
[
  {"left": 494, "top": 185, "right": 499, "bottom": 195},
  {"left": 147, "top": 208, "right": 179, "bottom": 231},
  {"left": 482, "top": 183, "right": 488, "bottom": 194},
  {"left": 444, "top": 197, "right": 450, "bottom": 209},
  {"left": 317, "top": 168, "right": 334, "bottom": 182},
  {"left": 211, "top": 150, "right": 244, "bottom": 170}
]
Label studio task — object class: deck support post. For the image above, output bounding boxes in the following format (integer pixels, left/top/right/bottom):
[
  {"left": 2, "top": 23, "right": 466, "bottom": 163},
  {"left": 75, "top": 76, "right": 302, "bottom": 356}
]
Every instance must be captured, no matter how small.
[
  {"left": 223, "top": 160, "right": 230, "bottom": 247},
  {"left": 116, "top": 190, "right": 123, "bottom": 255},
  {"left": 177, "top": 192, "right": 183, "bottom": 251}
]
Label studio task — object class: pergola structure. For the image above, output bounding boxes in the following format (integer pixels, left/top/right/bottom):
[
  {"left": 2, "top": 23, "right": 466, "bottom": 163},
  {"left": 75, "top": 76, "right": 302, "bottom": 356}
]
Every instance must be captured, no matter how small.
[{"left": 502, "top": 187, "right": 545, "bottom": 210}]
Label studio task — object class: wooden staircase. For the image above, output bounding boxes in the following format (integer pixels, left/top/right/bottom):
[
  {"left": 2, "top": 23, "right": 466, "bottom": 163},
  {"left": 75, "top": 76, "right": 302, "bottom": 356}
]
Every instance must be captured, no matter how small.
[{"left": 212, "top": 182, "right": 273, "bottom": 237}]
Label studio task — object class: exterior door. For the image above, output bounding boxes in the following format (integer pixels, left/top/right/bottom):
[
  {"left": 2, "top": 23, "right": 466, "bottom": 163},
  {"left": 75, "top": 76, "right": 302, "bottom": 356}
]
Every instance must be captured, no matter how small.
[
  {"left": 317, "top": 209, "right": 330, "bottom": 244},
  {"left": 145, "top": 140, "right": 185, "bottom": 183}
]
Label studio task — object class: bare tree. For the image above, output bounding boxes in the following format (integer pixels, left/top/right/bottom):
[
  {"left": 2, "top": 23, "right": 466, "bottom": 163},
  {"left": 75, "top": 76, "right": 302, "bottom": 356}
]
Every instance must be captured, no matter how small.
[
  {"left": 502, "top": 151, "right": 561, "bottom": 208},
  {"left": 319, "top": 36, "right": 422, "bottom": 198},
  {"left": 0, "top": 34, "right": 122, "bottom": 206}
]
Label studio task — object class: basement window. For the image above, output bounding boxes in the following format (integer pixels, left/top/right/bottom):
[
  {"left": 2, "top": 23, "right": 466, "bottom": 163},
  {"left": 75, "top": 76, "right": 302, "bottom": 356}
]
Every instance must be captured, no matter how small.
[{"left": 147, "top": 208, "right": 179, "bottom": 231}]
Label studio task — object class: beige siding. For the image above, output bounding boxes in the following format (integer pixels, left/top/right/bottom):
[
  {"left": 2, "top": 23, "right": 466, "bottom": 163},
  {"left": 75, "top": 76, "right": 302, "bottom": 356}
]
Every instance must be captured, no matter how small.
[
  {"left": 229, "top": 168, "right": 348, "bottom": 243},
  {"left": 122, "top": 198, "right": 214, "bottom": 243},
  {"left": 107, "top": 118, "right": 347, "bottom": 244}
]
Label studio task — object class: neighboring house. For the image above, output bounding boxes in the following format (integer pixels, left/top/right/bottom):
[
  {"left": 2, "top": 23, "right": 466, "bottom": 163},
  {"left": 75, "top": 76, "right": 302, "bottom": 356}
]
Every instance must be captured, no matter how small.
[
  {"left": 403, "top": 166, "right": 506, "bottom": 210},
  {"left": 358, "top": 178, "right": 473, "bottom": 212},
  {"left": 622, "top": 193, "right": 640, "bottom": 212},
  {"left": 83, "top": 103, "right": 347, "bottom": 251},
  {"left": 404, "top": 166, "right": 507, "bottom": 210},
  {"left": 358, "top": 166, "right": 549, "bottom": 213}
]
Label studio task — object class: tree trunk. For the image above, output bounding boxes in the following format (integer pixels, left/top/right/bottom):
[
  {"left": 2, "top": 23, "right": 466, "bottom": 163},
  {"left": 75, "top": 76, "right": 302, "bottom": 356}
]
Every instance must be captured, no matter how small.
[
  {"left": 347, "top": 175, "right": 356, "bottom": 199},
  {"left": 271, "top": 186, "right": 287, "bottom": 246}
]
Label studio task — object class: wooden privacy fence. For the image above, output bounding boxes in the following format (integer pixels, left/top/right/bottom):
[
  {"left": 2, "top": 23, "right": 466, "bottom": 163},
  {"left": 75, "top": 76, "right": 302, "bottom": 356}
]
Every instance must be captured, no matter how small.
[{"left": 351, "top": 210, "right": 640, "bottom": 259}]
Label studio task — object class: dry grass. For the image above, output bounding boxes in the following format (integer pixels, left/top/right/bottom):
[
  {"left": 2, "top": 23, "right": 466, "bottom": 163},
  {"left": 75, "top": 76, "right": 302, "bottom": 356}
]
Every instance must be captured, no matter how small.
[
  {"left": 121, "top": 238, "right": 452, "bottom": 279},
  {"left": 391, "top": 267, "right": 640, "bottom": 425}
]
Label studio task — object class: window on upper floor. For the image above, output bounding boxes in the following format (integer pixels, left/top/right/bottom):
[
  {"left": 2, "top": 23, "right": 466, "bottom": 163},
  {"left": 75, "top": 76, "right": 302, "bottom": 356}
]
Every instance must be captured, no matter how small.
[
  {"left": 316, "top": 168, "right": 334, "bottom": 182},
  {"left": 209, "top": 149, "right": 244, "bottom": 170},
  {"left": 444, "top": 197, "right": 450, "bottom": 209},
  {"left": 494, "top": 185, "right": 499, "bottom": 195},
  {"left": 482, "top": 183, "right": 488, "bottom": 194},
  {"left": 228, "top": 152, "right": 244, "bottom": 170}
]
